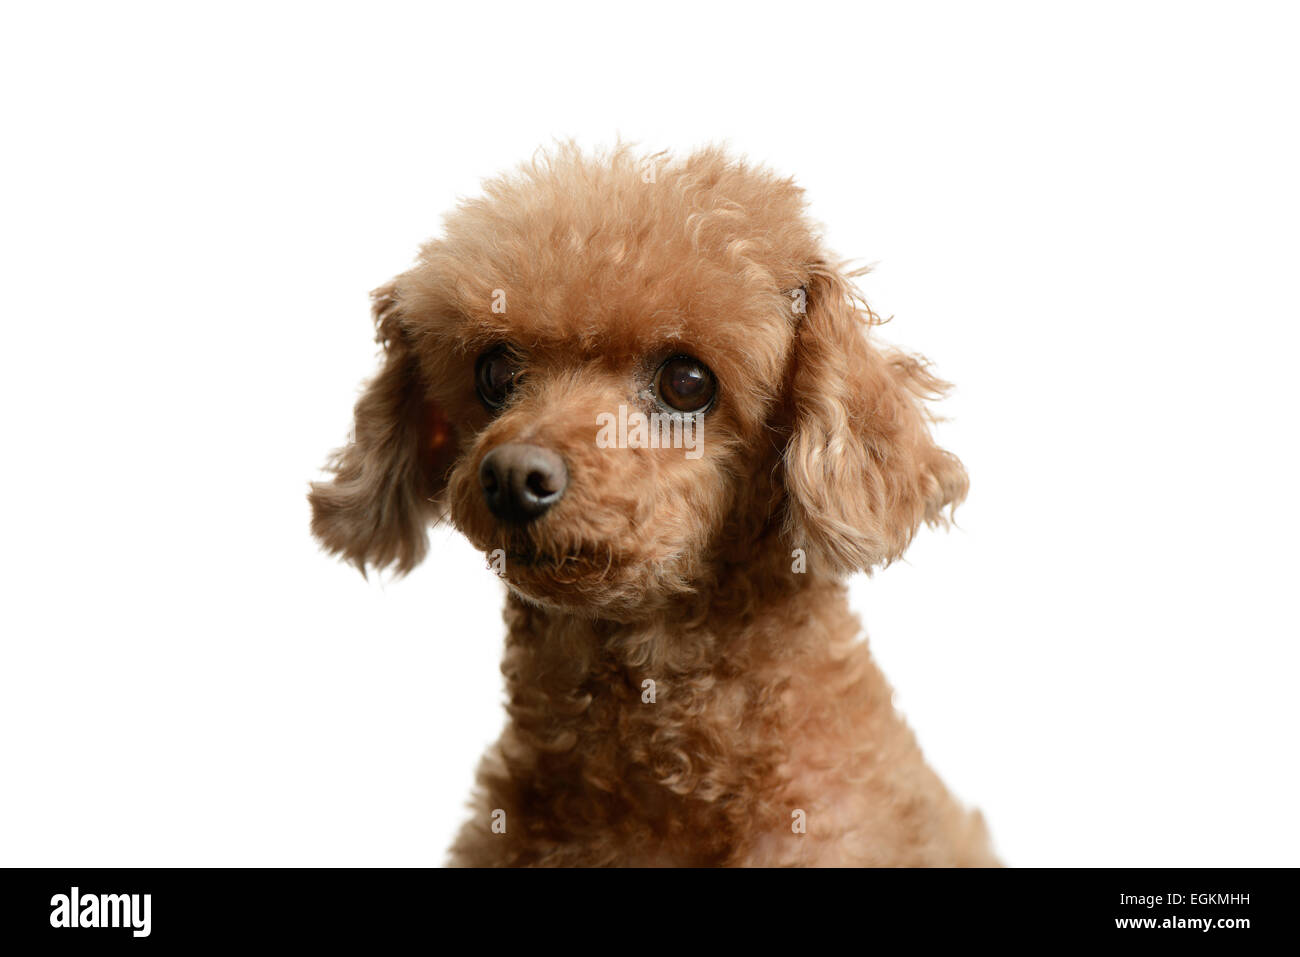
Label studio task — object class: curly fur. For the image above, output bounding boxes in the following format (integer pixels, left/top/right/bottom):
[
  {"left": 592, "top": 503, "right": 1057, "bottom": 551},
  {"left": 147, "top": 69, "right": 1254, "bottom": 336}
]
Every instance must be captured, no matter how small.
[{"left": 310, "top": 144, "right": 997, "bottom": 866}]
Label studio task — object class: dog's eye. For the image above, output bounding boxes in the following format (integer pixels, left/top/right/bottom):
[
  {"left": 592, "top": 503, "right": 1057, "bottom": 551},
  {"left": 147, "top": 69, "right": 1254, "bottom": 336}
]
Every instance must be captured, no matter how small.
[
  {"left": 654, "top": 355, "right": 716, "bottom": 413},
  {"left": 475, "top": 346, "right": 522, "bottom": 410}
]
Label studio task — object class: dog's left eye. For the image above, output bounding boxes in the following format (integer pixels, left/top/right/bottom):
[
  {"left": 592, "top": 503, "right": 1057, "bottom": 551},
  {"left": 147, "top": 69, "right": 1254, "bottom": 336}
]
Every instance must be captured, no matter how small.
[
  {"left": 654, "top": 354, "right": 716, "bottom": 413},
  {"left": 475, "top": 346, "right": 522, "bottom": 410}
]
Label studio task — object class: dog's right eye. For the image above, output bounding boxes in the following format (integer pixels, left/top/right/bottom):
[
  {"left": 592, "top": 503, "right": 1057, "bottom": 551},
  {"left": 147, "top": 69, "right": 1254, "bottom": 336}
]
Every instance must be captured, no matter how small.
[{"left": 475, "top": 346, "right": 522, "bottom": 410}]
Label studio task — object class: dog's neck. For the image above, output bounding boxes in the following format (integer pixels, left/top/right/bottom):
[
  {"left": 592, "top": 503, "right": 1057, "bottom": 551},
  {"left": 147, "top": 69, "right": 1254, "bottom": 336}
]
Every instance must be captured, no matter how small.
[{"left": 490, "top": 554, "right": 861, "bottom": 864}]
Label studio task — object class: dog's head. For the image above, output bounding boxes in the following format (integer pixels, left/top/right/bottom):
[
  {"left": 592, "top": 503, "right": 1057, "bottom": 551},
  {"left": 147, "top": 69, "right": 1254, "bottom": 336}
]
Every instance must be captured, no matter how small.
[{"left": 310, "top": 146, "right": 966, "bottom": 615}]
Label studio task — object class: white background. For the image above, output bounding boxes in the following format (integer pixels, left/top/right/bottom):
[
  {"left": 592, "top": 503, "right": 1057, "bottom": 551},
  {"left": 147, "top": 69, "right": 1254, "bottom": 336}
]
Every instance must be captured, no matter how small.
[{"left": 2, "top": 1, "right": 1297, "bottom": 867}]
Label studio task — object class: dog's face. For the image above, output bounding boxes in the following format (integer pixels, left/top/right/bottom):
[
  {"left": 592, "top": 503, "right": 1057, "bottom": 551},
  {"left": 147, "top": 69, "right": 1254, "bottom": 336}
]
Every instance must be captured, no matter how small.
[{"left": 311, "top": 148, "right": 967, "bottom": 616}]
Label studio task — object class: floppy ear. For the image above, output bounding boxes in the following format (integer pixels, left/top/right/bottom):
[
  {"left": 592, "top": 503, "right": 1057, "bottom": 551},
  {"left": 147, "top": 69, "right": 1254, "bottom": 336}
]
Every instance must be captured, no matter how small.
[
  {"left": 782, "top": 265, "right": 968, "bottom": 574},
  {"left": 309, "top": 281, "right": 453, "bottom": 575}
]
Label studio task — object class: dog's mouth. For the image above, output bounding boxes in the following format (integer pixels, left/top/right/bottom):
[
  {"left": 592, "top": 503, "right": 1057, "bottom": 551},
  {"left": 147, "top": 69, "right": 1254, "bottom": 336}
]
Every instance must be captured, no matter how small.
[
  {"left": 501, "top": 541, "right": 620, "bottom": 579},
  {"left": 448, "top": 466, "right": 641, "bottom": 596}
]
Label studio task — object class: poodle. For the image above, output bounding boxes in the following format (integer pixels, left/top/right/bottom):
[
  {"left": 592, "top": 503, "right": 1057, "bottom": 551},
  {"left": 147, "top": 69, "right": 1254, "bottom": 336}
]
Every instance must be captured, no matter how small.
[{"left": 310, "top": 145, "right": 998, "bottom": 867}]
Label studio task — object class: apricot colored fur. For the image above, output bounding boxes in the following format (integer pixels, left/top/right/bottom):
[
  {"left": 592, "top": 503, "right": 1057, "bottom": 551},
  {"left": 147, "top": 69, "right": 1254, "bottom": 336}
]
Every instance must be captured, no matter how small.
[{"left": 311, "top": 145, "right": 997, "bottom": 866}]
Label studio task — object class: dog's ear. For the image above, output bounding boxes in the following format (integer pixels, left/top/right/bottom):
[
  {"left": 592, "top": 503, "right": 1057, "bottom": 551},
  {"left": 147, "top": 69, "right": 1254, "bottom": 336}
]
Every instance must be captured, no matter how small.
[
  {"left": 309, "top": 281, "right": 453, "bottom": 575},
  {"left": 781, "top": 265, "right": 968, "bottom": 574}
]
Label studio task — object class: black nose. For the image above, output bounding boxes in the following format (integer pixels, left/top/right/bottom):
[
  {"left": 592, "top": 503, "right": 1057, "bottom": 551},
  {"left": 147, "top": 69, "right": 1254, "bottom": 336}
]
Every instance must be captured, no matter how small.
[{"left": 479, "top": 443, "right": 568, "bottom": 523}]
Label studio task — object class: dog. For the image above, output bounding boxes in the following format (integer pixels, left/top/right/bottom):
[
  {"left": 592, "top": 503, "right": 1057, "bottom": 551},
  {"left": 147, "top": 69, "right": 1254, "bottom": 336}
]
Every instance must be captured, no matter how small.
[{"left": 310, "top": 145, "right": 997, "bottom": 866}]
